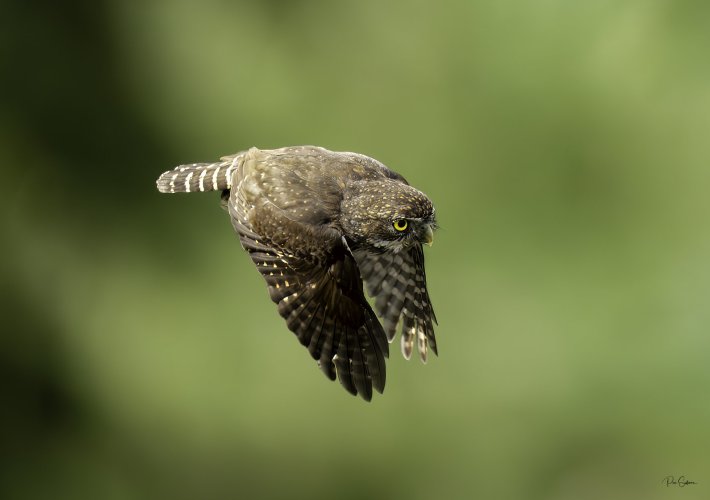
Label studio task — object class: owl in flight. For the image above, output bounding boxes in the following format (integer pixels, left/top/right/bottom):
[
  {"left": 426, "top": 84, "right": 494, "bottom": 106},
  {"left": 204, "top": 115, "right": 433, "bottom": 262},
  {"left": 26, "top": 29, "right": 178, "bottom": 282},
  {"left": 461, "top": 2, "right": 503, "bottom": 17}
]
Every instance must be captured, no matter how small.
[{"left": 156, "top": 146, "right": 437, "bottom": 400}]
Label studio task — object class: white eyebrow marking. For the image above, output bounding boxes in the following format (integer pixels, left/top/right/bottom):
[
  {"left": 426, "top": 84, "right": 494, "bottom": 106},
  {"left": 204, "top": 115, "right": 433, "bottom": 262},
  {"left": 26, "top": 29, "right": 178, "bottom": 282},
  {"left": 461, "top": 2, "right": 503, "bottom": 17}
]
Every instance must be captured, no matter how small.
[
  {"left": 184, "top": 171, "right": 193, "bottom": 192},
  {"left": 198, "top": 169, "right": 207, "bottom": 191},
  {"left": 212, "top": 166, "right": 221, "bottom": 190}
]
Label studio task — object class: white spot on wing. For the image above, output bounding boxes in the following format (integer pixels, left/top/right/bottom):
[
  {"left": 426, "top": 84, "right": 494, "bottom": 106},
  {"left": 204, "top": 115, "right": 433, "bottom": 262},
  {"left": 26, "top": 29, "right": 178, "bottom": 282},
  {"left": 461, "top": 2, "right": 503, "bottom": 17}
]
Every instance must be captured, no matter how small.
[
  {"left": 184, "top": 172, "right": 193, "bottom": 192},
  {"left": 198, "top": 169, "right": 207, "bottom": 191}
]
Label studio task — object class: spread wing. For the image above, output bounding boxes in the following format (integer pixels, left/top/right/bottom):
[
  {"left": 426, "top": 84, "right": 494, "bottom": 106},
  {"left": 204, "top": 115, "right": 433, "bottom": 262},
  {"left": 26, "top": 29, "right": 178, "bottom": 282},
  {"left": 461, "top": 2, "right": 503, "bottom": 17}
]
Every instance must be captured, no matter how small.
[
  {"left": 228, "top": 198, "right": 388, "bottom": 401},
  {"left": 354, "top": 246, "right": 437, "bottom": 362}
]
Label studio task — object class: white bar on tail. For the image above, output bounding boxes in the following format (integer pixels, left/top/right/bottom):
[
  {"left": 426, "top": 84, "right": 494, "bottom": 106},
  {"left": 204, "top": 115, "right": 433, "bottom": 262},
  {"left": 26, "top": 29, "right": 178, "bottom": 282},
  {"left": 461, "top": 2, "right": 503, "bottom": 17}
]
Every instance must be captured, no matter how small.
[
  {"left": 225, "top": 166, "right": 233, "bottom": 189},
  {"left": 212, "top": 167, "right": 221, "bottom": 191},
  {"left": 198, "top": 169, "right": 207, "bottom": 191},
  {"left": 184, "top": 172, "right": 194, "bottom": 192},
  {"left": 226, "top": 156, "right": 239, "bottom": 189},
  {"left": 169, "top": 172, "right": 179, "bottom": 193}
]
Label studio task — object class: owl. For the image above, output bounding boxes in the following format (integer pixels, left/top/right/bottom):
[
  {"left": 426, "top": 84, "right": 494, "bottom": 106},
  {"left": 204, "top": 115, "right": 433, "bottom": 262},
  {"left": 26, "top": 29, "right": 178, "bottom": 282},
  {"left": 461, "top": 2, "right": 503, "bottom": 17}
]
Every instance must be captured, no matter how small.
[{"left": 156, "top": 146, "right": 437, "bottom": 400}]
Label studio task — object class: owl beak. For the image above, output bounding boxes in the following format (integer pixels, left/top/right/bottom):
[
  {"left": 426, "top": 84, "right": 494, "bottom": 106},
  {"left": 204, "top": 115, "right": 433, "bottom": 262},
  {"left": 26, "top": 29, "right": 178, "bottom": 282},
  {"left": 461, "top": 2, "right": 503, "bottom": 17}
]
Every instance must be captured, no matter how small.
[{"left": 424, "top": 224, "right": 434, "bottom": 246}]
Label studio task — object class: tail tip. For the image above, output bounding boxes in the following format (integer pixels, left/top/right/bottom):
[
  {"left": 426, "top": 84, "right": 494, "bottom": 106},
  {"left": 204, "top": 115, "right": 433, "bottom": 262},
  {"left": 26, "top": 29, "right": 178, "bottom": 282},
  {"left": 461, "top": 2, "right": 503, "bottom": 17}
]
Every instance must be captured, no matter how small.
[{"left": 156, "top": 171, "right": 176, "bottom": 193}]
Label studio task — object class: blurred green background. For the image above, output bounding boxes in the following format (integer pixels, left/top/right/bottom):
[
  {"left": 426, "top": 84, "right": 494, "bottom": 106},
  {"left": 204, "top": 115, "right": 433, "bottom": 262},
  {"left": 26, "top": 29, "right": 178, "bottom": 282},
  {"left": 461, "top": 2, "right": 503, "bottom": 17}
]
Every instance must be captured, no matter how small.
[{"left": 2, "top": 1, "right": 709, "bottom": 499}]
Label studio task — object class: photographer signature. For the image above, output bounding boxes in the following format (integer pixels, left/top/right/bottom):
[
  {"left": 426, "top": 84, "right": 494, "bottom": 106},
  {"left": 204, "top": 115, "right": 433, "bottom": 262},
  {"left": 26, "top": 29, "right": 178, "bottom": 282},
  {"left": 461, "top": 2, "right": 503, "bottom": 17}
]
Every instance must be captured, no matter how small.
[{"left": 662, "top": 475, "right": 697, "bottom": 487}]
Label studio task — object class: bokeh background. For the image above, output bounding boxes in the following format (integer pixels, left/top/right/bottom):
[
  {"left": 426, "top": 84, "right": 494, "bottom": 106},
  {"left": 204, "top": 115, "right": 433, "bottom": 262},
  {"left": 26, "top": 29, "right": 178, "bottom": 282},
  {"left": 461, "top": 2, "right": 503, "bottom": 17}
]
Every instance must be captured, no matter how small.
[{"left": 3, "top": 1, "right": 709, "bottom": 499}]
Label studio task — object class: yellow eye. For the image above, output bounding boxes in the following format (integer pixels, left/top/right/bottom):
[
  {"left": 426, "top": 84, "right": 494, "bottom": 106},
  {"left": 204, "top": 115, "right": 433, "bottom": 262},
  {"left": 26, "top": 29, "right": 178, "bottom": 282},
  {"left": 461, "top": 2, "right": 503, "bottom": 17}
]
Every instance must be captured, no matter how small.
[{"left": 393, "top": 219, "right": 408, "bottom": 231}]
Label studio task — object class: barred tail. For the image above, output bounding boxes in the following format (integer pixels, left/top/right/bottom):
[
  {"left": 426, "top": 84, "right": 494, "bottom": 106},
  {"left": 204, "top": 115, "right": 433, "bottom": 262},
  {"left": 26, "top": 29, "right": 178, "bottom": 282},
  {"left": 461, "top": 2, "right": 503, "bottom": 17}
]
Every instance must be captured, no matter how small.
[{"left": 156, "top": 157, "right": 240, "bottom": 194}]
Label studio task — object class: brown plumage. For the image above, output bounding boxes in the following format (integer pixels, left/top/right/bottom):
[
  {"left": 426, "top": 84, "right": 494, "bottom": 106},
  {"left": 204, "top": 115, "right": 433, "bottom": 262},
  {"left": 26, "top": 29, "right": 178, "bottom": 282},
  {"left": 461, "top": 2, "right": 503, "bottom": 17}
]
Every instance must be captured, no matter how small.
[{"left": 156, "top": 146, "right": 438, "bottom": 400}]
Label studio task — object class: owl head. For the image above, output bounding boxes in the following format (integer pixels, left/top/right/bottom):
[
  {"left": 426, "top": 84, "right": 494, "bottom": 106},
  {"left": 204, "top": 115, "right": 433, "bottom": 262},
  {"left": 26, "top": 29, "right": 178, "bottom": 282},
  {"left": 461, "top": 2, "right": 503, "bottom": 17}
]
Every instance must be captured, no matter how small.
[{"left": 340, "top": 180, "right": 437, "bottom": 253}]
